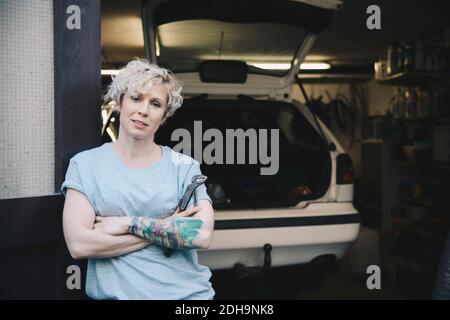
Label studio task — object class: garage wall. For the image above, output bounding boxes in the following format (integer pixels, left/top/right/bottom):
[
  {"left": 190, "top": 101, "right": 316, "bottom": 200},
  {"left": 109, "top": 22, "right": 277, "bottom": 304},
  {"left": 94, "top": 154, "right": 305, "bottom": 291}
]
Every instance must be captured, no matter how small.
[
  {"left": 292, "top": 80, "right": 396, "bottom": 175},
  {"left": 0, "top": 0, "right": 55, "bottom": 199},
  {"left": 292, "top": 83, "right": 364, "bottom": 174},
  {"left": 366, "top": 79, "right": 397, "bottom": 116}
]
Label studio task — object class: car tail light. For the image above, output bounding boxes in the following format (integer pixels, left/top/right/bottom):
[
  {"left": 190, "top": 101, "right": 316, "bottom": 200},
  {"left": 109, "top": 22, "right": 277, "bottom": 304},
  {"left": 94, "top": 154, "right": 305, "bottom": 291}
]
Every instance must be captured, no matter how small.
[{"left": 336, "top": 154, "right": 354, "bottom": 184}]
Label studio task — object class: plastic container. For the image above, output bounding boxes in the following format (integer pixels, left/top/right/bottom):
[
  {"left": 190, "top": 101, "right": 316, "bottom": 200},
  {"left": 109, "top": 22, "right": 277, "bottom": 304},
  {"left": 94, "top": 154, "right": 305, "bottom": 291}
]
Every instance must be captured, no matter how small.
[
  {"left": 404, "top": 87, "right": 417, "bottom": 119},
  {"left": 403, "top": 42, "right": 414, "bottom": 71},
  {"left": 414, "top": 41, "right": 425, "bottom": 71},
  {"left": 374, "top": 60, "right": 387, "bottom": 80},
  {"left": 425, "top": 44, "right": 434, "bottom": 71},
  {"left": 397, "top": 87, "right": 405, "bottom": 119},
  {"left": 397, "top": 43, "right": 405, "bottom": 72},
  {"left": 417, "top": 88, "right": 431, "bottom": 118},
  {"left": 387, "top": 43, "right": 399, "bottom": 75}
]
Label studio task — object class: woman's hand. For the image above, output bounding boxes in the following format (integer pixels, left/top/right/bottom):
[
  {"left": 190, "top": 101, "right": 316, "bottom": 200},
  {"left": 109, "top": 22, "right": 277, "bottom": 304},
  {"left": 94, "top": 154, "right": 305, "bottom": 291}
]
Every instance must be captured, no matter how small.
[{"left": 94, "top": 216, "right": 132, "bottom": 236}]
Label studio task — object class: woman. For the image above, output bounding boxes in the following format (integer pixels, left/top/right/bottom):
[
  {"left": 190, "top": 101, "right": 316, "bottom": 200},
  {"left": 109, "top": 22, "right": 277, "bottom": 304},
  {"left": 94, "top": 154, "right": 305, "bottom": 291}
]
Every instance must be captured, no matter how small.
[{"left": 61, "top": 58, "right": 215, "bottom": 300}]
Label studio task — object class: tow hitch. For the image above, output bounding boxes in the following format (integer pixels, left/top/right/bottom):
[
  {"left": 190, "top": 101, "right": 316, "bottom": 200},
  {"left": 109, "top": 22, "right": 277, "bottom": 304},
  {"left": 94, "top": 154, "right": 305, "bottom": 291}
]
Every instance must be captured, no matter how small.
[
  {"left": 233, "top": 243, "right": 274, "bottom": 277},
  {"left": 263, "top": 243, "right": 272, "bottom": 271},
  {"left": 230, "top": 243, "right": 275, "bottom": 298}
]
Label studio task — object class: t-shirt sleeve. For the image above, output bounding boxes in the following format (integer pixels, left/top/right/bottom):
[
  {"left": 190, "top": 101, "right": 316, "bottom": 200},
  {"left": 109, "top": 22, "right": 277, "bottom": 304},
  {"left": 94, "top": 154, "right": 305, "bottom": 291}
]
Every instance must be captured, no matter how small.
[
  {"left": 181, "top": 160, "right": 212, "bottom": 208},
  {"left": 60, "top": 157, "right": 86, "bottom": 198}
]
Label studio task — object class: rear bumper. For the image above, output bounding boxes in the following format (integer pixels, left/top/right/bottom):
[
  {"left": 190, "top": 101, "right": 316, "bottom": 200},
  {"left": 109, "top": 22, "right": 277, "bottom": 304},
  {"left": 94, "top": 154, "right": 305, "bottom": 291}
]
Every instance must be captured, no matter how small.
[{"left": 198, "top": 203, "right": 360, "bottom": 270}]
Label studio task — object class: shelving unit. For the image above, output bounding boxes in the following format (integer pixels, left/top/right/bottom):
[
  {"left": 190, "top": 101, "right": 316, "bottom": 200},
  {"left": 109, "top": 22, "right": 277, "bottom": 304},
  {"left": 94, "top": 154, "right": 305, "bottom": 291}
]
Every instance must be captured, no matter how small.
[
  {"left": 392, "top": 160, "right": 450, "bottom": 170},
  {"left": 395, "top": 194, "right": 434, "bottom": 208},
  {"left": 370, "top": 67, "right": 450, "bottom": 298},
  {"left": 378, "top": 71, "right": 446, "bottom": 87}
]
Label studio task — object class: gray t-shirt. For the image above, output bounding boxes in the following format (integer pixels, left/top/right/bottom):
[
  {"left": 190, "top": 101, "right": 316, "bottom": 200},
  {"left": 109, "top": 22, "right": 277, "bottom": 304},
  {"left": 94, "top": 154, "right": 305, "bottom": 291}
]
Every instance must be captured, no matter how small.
[{"left": 61, "top": 142, "right": 214, "bottom": 300}]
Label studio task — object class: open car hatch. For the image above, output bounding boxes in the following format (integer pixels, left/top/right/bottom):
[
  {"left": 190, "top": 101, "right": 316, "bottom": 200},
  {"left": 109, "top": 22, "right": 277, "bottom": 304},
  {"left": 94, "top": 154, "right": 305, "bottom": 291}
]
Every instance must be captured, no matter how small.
[{"left": 142, "top": 0, "right": 342, "bottom": 88}]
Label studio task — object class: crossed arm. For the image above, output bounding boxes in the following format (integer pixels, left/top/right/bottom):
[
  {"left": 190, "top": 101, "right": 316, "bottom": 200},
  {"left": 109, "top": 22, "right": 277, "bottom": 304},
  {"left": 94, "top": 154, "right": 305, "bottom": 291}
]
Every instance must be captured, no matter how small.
[
  {"left": 62, "top": 188, "right": 214, "bottom": 260},
  {"left": 125, "top": 206, "right": 214, "bottom": 249}
]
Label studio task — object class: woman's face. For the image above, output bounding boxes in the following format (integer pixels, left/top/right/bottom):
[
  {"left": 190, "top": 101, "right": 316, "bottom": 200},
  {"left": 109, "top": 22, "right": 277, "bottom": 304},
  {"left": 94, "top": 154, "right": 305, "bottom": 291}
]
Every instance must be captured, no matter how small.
[{"left": 119, "top": 83, "right": 168, "bottom": 141}]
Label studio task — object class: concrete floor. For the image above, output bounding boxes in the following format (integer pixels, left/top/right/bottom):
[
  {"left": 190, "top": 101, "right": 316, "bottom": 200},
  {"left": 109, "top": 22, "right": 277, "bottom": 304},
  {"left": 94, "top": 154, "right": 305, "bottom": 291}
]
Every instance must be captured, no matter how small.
[
  {"left": 211, "top": 263, "right": 403, "bottom": 300},
  {"left": 210, "top": 227, "right": 440, "bottom": 299},
  {"left": 299, "top": 270, "right": 402, "bottom": 299}
]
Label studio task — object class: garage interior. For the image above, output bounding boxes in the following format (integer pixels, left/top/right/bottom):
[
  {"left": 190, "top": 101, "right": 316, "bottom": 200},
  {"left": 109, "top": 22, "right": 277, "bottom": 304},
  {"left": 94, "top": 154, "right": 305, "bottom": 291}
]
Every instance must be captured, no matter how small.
[
  {"left": 98, "top": 0, "right": 450, "bottom": 299},
  {"left": 1, "top": 0, "right": 449, "bottom": 300}
]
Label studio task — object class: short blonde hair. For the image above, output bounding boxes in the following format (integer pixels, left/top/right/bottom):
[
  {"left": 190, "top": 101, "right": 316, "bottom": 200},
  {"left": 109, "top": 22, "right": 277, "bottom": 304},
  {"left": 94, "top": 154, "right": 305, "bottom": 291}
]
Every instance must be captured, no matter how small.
[{"left": 104, "top": 58, "right": 183, "bottom": 123}]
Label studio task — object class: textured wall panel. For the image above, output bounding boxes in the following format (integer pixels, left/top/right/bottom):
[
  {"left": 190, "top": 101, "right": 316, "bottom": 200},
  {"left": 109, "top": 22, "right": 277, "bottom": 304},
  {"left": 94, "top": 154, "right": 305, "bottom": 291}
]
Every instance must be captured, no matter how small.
[{"left": 0, "top": 0, "right": 54, "bottom": 199}]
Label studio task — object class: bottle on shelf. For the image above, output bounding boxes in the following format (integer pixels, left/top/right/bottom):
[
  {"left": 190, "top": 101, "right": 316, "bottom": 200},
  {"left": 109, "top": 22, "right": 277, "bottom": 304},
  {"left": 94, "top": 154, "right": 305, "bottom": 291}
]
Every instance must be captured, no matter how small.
[
  {"left": 397, "top": 42, "right": 405, "bottom": 73},
  {"left": 432, "top": 43, "right": 447, "bottom": 72},
  {"left": 390, "top": 87, "right": 405, "bottom": 120},
  {"left": 404, "top": 87, "right": 417, "bottom": 120},
  {"left": 374, "top": 59, "right": 388, "bottom": 80},
  {"left": 387, "top": 43, "right": 399, "bottom": 75},
  {"left": 414, "top": 40, "right": 425, "bottom": 71},
  {"left": 403, "top": 41, "right": 414, "bottom": 72},
  {"left": 431, "top": 88, "right": 441, "bottom": 117},
  {"left": 425, "top": 43, "right": 434, "bottom": 71},
  {"left": 416, "top": 88, "right": 432, "bottom": 119}
]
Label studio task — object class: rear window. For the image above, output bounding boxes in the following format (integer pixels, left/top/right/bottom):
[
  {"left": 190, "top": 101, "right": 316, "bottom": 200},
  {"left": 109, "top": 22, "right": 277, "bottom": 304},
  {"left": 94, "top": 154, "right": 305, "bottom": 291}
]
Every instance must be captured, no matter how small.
[
  {"left": 155, "top": 19, "right": 308, "bottom": 76},
  {"left": 154, "top": 99, "right": 332, "bottom": 209},
  {"left": 156, "top": 100, "right": 324, "bottom": 149}
]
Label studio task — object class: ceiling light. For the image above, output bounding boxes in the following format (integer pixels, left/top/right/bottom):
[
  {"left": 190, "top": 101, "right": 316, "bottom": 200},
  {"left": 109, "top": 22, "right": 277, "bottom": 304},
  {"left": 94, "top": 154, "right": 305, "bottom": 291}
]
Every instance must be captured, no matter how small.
[
  {"left": 300, "top": 62, "right": 331, "bottom": 70},
  {"left": 249, "top": 63, "right": 291, "bottom": 70}
]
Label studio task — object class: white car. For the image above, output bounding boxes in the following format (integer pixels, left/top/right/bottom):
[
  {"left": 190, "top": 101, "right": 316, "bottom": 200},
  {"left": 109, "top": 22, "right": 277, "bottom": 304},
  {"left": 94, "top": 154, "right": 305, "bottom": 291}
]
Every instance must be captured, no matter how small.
[{"left": 103, "top": 0, "right": 359, "bottom": 271}]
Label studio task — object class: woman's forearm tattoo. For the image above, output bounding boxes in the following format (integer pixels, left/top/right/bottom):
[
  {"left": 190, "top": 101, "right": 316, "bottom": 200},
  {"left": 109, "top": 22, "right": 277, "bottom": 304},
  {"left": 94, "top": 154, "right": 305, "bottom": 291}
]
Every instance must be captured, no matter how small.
[{"left": 129, "top": 216, "right": 203, "bottom": 249}]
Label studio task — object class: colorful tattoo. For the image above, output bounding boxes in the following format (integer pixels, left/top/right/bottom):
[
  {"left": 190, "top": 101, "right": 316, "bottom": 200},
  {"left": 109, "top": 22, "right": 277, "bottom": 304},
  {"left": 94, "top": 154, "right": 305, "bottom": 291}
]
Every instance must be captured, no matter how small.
[{"left": 128, "top": 216, "right": 203, "bottom": 249}]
